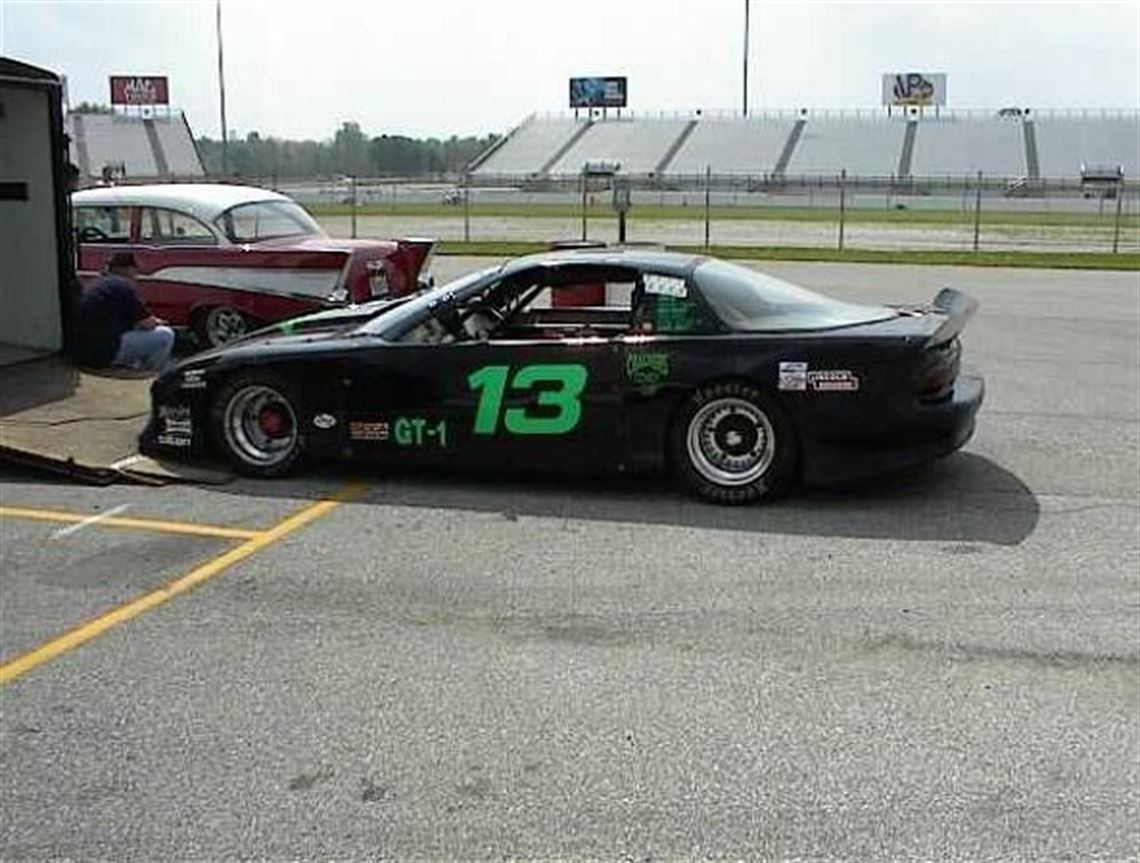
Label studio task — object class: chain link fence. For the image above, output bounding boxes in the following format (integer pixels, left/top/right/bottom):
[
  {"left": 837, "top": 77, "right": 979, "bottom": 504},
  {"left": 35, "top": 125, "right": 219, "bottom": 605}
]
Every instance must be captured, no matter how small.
[{"left": 252, "top": 174, "right": 1139, "bottom": 255}]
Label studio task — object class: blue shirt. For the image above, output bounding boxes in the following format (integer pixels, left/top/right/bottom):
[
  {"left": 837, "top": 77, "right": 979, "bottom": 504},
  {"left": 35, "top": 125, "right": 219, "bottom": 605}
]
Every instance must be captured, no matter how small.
[{"left": 74, "top": 274, "right": 149, "bottom": 366}]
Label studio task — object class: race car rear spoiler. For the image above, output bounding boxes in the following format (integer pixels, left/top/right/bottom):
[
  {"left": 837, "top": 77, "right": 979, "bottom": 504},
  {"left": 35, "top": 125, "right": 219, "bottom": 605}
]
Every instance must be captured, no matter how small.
[{"left": 928, "top": 288, "right": 979, "bottom": 346}]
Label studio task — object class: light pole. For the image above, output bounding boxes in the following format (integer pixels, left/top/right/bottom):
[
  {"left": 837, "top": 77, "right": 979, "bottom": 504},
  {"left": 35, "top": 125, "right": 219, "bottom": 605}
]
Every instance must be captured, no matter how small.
[
  {"left": 216, "top": 0, "right": 229, "bottom": 176},
  {"left": 743, "top": 0, "right": 750, "bottom": 117}
]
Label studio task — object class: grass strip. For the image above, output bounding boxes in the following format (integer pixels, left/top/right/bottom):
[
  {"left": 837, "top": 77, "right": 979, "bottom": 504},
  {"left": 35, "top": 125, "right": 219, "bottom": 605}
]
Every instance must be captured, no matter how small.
[{"left": 309, "top": 201, "right": 1140, "bottom": 229}]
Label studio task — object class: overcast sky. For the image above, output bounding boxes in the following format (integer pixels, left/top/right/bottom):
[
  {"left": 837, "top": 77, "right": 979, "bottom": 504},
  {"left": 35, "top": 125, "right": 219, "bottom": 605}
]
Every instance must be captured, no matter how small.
[{"left": 3, "top": 0, "right": 1138, "bottom": 140}]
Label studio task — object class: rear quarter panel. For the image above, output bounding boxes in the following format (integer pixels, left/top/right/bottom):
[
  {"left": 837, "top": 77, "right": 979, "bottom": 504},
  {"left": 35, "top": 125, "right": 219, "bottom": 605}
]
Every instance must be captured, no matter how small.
[{"left": 621, "top": 333, "right": 920, "bottom": 471}]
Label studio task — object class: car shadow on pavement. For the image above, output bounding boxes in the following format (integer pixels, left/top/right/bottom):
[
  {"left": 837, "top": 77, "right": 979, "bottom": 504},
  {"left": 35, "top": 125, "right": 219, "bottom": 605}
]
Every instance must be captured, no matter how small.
[{"left": 225, "top": 450, "right": 1039, "bottom": 546}]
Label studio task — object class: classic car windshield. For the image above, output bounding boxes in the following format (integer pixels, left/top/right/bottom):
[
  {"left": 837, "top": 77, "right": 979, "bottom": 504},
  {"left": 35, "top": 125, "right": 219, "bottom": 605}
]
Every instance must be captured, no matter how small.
[
  {"left": 695, "top": 260, "right": 896, "bottom": 331},
  {"left": 356, "top": 266, "right": 501, "bottom": 337},
  {"left": 216, "top": 200, "right": 324, "bottom": 243}
]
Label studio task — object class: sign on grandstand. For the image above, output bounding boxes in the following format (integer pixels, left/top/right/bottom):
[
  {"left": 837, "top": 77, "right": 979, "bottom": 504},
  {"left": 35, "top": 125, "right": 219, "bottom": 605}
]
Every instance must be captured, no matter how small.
[
  {"left": 881, "top": 73, "right": 946, "bottom": 107},
  {"left": 570, "top": 77, "right": 627, "bottom": 109},
  {"left": 109, "top": 76, "right": 170, "bottom": 106}
]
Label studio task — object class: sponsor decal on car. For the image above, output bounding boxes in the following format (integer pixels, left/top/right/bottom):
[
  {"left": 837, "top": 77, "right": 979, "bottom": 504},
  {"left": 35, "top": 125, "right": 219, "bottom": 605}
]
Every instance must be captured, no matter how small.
[
  {"left": 778, "top": 362, "right": 808, "bottom": 391},
  {"left": 312, "top": 413, "right": 337, "bottom": 429},
  {"left": 653, "top": 295, "right": 699, "bottom": 333},
  {"left": 181, "top": 369, "right": 208, "bottom": 390},
  {"left": 778, "top": 363, "right": 860, "bottom": 392},
  {"left": 348, "top": 420, "right": 390, "bottom": 441},
  {"left": 643, "top": 274, "right": 688, "bottom": 298},
  {"left": 348, "top": 417, "right": 448, "bottom": 447},
  {"left": 808, "top": 370, "right": 860, "bottom": 392},
  {"left": 625, "top": 351, "right": 670, "bottom": 394},
  {"left": 157, "top": 404, "right": 193, "bottom": 447}
]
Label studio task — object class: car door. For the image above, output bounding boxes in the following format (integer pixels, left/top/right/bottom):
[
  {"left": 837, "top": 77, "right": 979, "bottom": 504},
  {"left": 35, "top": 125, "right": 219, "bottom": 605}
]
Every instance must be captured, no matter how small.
[
  {"left": 615, "top": 270, "right": 725, "bottom": 470},
  {"left": 132, "top": 206, "right": 224, "bottom": 322},
  {"left": 340, "top": 266, "right": 626, "bottom": 473}
]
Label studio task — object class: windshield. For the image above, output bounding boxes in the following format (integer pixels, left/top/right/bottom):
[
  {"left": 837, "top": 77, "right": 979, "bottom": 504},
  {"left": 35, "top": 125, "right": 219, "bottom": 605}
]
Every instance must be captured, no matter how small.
[
  {"left": 216, "top": 200, "right": 324, "bottom": 243},
  {"left": 355, "top": 266, "right": 501, "bottom": 337},
  {"left": 695, "top": 260, "right": 896, "bottom": 331}
]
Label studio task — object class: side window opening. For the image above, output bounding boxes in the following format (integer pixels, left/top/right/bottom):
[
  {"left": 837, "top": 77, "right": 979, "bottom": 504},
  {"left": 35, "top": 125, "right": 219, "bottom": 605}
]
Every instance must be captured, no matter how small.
[
  {"left": 487, "top": 266, "right": 640, "bottom": 341},
  {"left": 393, "top": 264, "right": 710, "bottom": 346},
  {"left": 139, "top": 208, "right": 217, "bottom": 245},
  {"left": 74, "top": 206, "right": 132, "bottom": 243}
]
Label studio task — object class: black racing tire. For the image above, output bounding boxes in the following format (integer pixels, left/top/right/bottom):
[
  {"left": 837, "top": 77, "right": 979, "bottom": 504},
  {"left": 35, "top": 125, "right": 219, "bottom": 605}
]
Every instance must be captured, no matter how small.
[
  {"left": 195, "top": 305, "right": 254, "bottom": 348},
  {"left": 669, "top": 381, "right": 798, "bottom": 504},
  {"left": 210, "top": 373, "right": 306, "bottom": 477}
]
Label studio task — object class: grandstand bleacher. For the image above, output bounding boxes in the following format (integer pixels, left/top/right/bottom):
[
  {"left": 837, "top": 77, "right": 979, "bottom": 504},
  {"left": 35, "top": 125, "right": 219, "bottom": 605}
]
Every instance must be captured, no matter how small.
[
  {"left": 545, "top": 117, "right": 692, "bottom": 176},
  {"left": 67, "top": 111, "right": 204, "bottom": 183},
  {"left": 470, "top": 110, "right": 1140, "bottom": 186},
  {"left": 788, "top": 117, "right": 909, "bottom": 177},
  {"left": 668, "top": 117, "right": 796, "bottom": 176},
  {"left": 908, "top": 115, "right": 1025, "bottom": 179},
  {"left": 1033, "top": 114, "right": 1140, "bottom": 178}
]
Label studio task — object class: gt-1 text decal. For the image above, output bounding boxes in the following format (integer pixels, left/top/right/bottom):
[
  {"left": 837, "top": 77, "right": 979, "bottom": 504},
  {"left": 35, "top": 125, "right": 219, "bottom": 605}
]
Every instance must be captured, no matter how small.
[
  {"left": 468, "top": 364, "right": 588, "bottom": 435},
  {"left": 348, "top": 417, "right": 448, "bottom": 446},
  {"left": 395, "top": 417, "right": 448, "bottom": 446}
]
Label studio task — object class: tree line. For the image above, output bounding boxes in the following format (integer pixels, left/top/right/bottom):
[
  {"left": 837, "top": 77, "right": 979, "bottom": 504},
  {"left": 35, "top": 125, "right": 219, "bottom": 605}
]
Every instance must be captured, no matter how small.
[
  {"left": 70, "top": 107, "right": 499, "bottom": 178},
  {"left": 195, "top": 122, "right": 499, "bottom": 179}
]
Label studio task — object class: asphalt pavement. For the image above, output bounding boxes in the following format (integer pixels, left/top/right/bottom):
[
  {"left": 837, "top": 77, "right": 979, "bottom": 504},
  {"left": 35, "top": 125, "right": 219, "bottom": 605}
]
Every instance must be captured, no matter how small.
[{"left": 1, "top": 262, "right": 1137, "bottom": 861}]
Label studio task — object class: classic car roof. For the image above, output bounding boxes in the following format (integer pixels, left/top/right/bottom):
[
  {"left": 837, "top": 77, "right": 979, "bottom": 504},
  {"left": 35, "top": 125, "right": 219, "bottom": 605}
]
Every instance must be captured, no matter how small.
[
  {"left": 71, "top": 183, "right": 291, "bottom": 223},
  {"left": 502, "top": 248, "right": 704, "bottom": 278}
]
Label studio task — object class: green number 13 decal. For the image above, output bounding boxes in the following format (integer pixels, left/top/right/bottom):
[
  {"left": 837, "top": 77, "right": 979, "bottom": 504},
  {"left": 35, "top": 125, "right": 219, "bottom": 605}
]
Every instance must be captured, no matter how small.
[{"left": 468, "top": 363, "right": 588, "bottom": 435}]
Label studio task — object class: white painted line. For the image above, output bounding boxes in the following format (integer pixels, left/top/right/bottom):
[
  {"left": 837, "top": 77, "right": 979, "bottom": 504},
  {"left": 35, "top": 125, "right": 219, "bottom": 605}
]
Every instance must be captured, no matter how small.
[{"left": 51, "top": 504, "right": 132, "bottom": 539}]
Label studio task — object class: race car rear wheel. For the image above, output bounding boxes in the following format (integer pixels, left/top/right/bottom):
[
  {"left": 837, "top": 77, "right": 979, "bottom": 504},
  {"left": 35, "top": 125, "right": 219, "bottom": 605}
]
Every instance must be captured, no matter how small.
[
  {"left": 212, "top": 375, "right": 305, "bottom": 477},
  {"left": 671, "top": 382, "right": 797, "bottom": 504}
]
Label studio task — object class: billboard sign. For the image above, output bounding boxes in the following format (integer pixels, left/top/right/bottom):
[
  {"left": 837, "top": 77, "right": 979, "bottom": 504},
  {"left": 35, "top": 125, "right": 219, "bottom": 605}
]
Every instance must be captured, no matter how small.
[
  {"left": 570, "top": 77, "right": 627, "bottom": 109},
  {"left": 110, "top": 76, "right": 170, "bottom": 106},
  {"left": 882, "top": 73, "right": 946, "bottom": 107}
]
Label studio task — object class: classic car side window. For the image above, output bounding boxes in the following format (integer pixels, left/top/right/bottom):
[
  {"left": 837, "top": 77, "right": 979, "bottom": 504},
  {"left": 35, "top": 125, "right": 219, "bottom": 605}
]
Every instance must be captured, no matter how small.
[
  {"left": 139, "top": 208, "right": 217, "bottom": 245},
  {"left": 74, "top": 205, "right": 132, "bottom": 243}
]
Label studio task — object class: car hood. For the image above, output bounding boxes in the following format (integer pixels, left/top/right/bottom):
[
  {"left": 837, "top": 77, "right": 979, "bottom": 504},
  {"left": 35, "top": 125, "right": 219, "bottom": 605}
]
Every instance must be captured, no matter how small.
[{"left": 171, "top": 297, "right": 406, "bottom": 369}]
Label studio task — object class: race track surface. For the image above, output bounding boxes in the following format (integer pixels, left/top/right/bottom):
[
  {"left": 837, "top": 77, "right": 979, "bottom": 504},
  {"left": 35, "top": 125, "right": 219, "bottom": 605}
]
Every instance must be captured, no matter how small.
[{"left": 2, "top": 262, "right": 1137, "bottom": 861}]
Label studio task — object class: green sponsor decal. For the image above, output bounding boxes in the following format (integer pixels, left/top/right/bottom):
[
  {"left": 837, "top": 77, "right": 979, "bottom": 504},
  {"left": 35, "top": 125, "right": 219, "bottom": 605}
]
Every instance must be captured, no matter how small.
[
  {"left": 468, "top": 363, "right": 588, "bottom": 436},
  {"left": 625, "top": 351, "right": 670, "bottom": 389},
  {"left": 654, "top": 295, "right": 699, "bottom": 333}
]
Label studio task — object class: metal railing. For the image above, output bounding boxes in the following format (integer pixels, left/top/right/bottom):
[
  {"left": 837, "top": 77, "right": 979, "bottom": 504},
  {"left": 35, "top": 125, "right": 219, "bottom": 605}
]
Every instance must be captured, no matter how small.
[{"left": 531, "top": 107, "right": 1140, "bottom": 122}]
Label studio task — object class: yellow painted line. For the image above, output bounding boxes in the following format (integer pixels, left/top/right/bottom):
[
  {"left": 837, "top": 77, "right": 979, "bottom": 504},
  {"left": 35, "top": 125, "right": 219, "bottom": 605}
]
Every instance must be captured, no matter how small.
[
  {"left": 0, "top": 505, "right": 262, "bottom": 540},
  {"left": 0, "top": 484, "right": 364, "bottom": 686}
]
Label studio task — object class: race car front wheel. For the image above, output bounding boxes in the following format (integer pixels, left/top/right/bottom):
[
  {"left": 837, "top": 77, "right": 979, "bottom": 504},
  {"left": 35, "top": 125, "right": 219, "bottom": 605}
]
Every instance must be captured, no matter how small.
[
  {"left": 671, "top": 382, "right": 797, "bottom": 504},
  {"left": 212, "top": 375, "right": 305, "bottom": 477}
]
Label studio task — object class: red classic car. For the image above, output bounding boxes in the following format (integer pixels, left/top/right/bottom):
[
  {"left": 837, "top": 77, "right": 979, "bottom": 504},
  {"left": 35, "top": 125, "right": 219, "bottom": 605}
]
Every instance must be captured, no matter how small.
[{"left": 72, "top": 184, "right": 434, "bottom": 346}]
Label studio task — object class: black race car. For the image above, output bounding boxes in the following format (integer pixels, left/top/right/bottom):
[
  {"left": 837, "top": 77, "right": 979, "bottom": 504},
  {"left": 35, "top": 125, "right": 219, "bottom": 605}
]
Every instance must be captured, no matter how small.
[{"left": 141, "top": 250, "right": 983, "bottom": 503}]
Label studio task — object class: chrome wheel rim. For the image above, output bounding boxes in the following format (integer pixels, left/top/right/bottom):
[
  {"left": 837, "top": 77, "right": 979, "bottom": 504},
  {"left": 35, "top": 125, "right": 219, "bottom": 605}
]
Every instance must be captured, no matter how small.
[
  {"left": 222, "top": 385, "right": 298, "bottom": 467},
  {"left": 207, "top": 307, "right": 247, "bottom": 345},
  {"left": 686, "top": 397, "right": 775, "bottom": 487}
]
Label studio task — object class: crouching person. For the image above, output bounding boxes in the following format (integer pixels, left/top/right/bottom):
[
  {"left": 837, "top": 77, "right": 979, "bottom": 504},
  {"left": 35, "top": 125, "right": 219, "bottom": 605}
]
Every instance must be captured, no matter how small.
[{"left": 74, "top": 252, "right": 174, "bottom": 372}]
